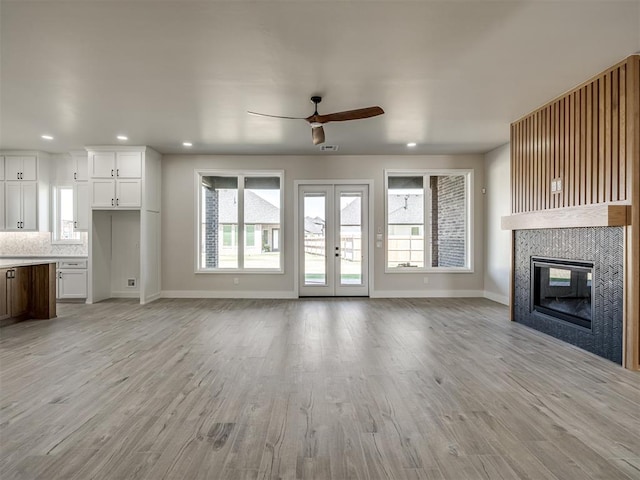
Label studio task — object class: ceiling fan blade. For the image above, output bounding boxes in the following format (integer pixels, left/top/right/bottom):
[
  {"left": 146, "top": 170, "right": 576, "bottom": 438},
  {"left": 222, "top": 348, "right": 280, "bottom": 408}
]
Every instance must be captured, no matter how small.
[
  {"left": 308, "top": 106, "right": 384, "bottom": 124},
  {"left": 247, "top": 111, "right": 306, "bottom": 120},
  {"left": 312, "top": 126, "right": 325, "bottom": 145}
]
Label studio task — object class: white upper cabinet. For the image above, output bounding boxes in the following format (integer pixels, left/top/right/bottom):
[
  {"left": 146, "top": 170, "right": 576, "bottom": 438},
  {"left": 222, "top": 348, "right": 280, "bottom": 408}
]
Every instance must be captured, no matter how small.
[
  {"left": 5, "top": 182, "right": 37, "bottom": 230},
  {"left": 90, "top": 152, "right": 116, "bottom": 178},
  {"left": 90, "top": 151, "right": 141, "bottom": 179},
  {"left": 116, "top": 152, "right": 142, "bottom": 178},
  {"left": 73, "top": 152, "right": 89, "bottom": 182},
  {"left": 0, "top": 183, "right": 4, "bottom": 230},
  {"left": 74, "top": 182, "right": 89, "bottom": 230},
  {"left": 5, "top": 156, "right": 37, "bottom": 181},
  {"left": 1, "top": 151, "right": 49, "bottom": 232}
]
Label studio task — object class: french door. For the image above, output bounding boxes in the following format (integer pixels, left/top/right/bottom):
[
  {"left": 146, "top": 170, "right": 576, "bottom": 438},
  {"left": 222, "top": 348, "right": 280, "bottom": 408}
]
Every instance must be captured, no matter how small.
[{"left": 298, "top": 184, "right": 369, "bottom": 296}]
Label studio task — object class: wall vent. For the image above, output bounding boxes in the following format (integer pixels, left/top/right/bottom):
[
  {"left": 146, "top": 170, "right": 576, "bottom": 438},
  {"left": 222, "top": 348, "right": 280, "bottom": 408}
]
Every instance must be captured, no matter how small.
[{"left": 320, "top": 145, "right": 339, "bottom": 152}]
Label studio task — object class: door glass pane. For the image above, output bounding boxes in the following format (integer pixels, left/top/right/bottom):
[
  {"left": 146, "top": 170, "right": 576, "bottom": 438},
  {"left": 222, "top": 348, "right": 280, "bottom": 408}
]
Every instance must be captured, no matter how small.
[
  {"left": 304, "top": 194, "right": 326, "bottom": 285},
  {"left": 244, "top": 176, "right": 281, "bottom": 269},
  {"left": 339, "top": 193, "right": 362, "bottom": 285}
]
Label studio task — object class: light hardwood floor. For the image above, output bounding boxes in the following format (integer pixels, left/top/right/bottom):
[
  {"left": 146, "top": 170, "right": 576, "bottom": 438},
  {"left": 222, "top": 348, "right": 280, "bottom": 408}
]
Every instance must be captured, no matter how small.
[{"left": 1, "top": 298, "right": 639, "bottom": 480}]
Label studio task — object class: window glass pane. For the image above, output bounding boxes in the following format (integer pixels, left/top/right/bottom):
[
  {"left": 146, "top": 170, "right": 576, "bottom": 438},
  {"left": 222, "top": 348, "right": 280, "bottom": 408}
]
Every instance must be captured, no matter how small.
[
  {"left": 55, "top": 187, "right": 80, "bottom": 241},
  {"left": 244, "top": 177, "right": 280, "bottom": 269},
  {"left": 387, "top": 176, "right": 424, "bottom": 268},
  {"left": 430, "top": 175, "right": 466, "bottom": 267},
  {"left": 201, "top": 176, "right": 238, "bottom": 269}
]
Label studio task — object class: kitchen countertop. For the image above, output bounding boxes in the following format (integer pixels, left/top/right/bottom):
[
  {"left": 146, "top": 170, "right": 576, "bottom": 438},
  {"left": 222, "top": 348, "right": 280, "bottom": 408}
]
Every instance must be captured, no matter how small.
[
  {"left": 0, "top": 258, "right": 60, "bottom": 268},
  {"left": 0, "top": 256, "right": 87, "bottom": 269}
]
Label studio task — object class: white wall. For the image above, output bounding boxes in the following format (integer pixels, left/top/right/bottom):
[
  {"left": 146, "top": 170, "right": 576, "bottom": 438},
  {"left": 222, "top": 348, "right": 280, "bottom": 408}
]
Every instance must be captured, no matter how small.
[
  {"left": 161, "top": 154, "right": 485, "bottom": 298},
  {"left": 483, "top": 143, "right": 511, "bottom": 305}
]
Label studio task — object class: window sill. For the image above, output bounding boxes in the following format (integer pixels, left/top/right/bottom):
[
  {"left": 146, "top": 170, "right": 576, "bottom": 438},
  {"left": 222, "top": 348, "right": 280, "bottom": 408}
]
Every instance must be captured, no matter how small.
[{"left": 385, "top": 267, "right": 473, "bottom": 274}]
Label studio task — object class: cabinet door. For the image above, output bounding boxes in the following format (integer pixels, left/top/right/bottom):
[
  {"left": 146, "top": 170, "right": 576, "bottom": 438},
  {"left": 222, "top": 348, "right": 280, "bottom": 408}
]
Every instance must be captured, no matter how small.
[
  {"left": 5, "top": 157, "right": 22, "bottom": 181},
  {"left": 91, "top": 180, "right": 115, "bottom": 208},
  {"left": 0, "top": 156, "right": 4, "bottom": 181},
  {"left": 116, "top": 152, "right": 142, "bottom": 178},
  {"left": 10, "top": 267, "right": 31, "bottom": 318},
  {"left": 21, "top": 156, "right": 37, "bottom": 181},
  {"left": 116, "top": 180, "right": 141, "bottom": 208},
  {"left": 0, "top": 269, "right": 9, "bottom": 321},
  {"left": 90, "top": 152, "right": 116, "bottom": 178},
  {"left": 0, "top": 182, "right": 4, "bottom": 230},
  {"left": 74, "top": 154, "right": 89, "bottom": 182},
  {"left": 58, "top": 270, "right": 87, "bottom": 299},
  {"left": 5, "top": 183, "right": 22, "bottom": 230},
  {"left": 21, "top": 183, "right": 37, "bottom": 231},
  {"left": 74, "top": 182, "right": 89, "bottom": 230}
]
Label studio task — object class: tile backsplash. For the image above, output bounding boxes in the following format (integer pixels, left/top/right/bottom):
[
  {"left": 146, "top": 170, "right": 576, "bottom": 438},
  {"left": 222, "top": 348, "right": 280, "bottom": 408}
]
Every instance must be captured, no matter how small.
[{"left": 0, "top": 232, "right": 88, "bottom": 257}]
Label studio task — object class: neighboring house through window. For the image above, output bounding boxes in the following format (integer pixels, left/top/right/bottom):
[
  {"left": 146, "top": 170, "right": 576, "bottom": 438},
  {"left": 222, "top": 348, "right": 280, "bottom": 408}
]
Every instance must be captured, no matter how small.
[
  {"left": 386, "top": 170, "right": 472, "bottom": 271},
  {"left": 198, "top": 171, "right": 283, "bottom": 271}
]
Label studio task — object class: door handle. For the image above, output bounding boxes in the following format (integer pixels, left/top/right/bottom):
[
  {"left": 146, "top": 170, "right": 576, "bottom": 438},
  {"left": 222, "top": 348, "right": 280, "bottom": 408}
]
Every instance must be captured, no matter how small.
[
  {"left": 74, "top": 172, "right": 77, "bottom": 180},
  {"left": 116, "top": 168, "right": 119, "bottom": 177},
  {"left": 111, "top": 169, "right": 114, "bottom": 177},
  {"left": 111, "top": 198, "right": 114, "bottom": 206}
]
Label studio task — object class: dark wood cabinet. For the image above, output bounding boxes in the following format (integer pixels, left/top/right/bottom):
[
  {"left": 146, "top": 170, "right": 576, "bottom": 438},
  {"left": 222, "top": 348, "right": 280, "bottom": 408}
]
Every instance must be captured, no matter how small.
[
  {"left": 0, "top": 268, "right": 9, "bottom": 322},
  {"left": 0, "top": 264, "right": 56, "bottom": 326}
]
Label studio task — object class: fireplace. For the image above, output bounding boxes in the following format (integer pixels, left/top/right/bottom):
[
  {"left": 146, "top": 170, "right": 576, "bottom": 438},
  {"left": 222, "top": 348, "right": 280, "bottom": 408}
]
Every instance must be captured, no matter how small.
[
  {"left": 513, "top": 227, "right": 623, "bottom": 364},
  {"left": 531, "top": 258, "right": 593, "bottom": 330}
]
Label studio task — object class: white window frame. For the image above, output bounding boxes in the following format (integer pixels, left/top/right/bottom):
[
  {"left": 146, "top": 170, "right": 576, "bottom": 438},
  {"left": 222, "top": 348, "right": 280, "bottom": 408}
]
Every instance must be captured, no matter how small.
[
  {"left": 384, "top": 169, "right": 473, "bottom": 273},
  {"left": 194, "top": 169, "right": 284, "bottom": 273},
  {"left": 51, "top": 185, "right": 82, "bottom": 244}
]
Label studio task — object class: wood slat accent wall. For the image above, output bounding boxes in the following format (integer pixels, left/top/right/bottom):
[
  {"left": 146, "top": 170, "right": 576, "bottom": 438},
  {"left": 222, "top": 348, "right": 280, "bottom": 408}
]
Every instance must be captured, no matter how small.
[
  {"left": 625, "top": 55, "right": 639, "bottom": 371},
  {"left": 509, "top": 55, "right": 639, "bottom": 371},
  {"left": 511, "top": 58, "right": 632, "bottom": 214}
]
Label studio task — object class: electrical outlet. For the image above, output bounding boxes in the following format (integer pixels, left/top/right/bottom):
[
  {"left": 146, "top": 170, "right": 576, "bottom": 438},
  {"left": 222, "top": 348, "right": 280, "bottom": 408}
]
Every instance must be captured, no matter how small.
[
  {"left": 127, "top": 278, "right": 136, "bottom": 287},
  {"left": 233, "top": 277, "right": 240, "bottom": 285},
  {"left": 423, "top": 277, "right": 429, "bottom": 285}
]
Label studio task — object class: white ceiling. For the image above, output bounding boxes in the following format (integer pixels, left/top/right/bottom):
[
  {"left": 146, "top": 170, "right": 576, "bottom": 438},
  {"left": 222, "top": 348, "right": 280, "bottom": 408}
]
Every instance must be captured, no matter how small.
[{"left": 1, "top": 0, "right": 639, "bottom": 156}]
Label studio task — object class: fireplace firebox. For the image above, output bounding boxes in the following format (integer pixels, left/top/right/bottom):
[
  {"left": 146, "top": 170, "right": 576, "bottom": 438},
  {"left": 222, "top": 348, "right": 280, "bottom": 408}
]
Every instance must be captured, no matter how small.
[{"left": 531, "top": 257, "right": 593, "bottom": 330}]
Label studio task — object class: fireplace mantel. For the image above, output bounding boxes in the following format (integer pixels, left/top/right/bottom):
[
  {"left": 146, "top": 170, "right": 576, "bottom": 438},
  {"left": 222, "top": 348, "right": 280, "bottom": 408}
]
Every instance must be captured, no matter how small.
[{"left": 501, "top": 204, "right": 630, "bottom": 231}]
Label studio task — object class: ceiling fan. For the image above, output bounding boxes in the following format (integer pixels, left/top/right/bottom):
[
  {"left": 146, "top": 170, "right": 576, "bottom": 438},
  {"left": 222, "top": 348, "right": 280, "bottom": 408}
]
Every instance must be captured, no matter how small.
[{"left": 248, "top": 96, "right": 384, "bottom": 145}]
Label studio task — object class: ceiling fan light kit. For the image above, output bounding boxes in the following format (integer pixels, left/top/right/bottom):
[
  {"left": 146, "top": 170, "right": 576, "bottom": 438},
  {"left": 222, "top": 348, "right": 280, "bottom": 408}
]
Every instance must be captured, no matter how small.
[{"left": 248, "top": 96, "right": 384, "bottom": 145}]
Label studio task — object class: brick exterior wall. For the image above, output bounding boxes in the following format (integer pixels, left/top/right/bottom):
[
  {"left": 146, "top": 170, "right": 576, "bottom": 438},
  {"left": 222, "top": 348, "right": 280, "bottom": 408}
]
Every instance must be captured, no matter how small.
[
  {"left": 204, "top": 187, "right": 219, "bottom": 268},
  {"left": 431, "top": 175, "right": 465, "bottom": 267}
]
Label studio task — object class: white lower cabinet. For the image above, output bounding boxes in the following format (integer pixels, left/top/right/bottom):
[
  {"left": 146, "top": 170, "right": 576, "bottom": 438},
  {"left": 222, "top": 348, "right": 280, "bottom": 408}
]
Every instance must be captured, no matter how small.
[{"left": 57, "top": 260, "right": 88, "bottom": 300}]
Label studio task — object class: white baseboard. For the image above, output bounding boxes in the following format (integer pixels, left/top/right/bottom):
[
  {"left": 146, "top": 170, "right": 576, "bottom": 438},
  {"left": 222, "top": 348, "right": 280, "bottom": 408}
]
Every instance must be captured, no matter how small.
[
  {"left": 483, "top": 291, "right": 509, "bottom": 305},
  {"left": 141, "top": 292, "right": 162, "bottom": 304},
  {"left": 371, "top": 289, "right": 485, "bottom": 298},
  {"left": 111, "top": 291, "right": 140, "bottom": 299},
  {"left": 161, "top": 290, "right": 297, "bottom": 299}
]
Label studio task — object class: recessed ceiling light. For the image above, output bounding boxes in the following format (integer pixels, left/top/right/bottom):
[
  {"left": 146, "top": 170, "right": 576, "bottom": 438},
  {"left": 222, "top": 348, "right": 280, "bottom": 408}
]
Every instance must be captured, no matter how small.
[
  {"left": 117, "top": 135, "right": 128, "bottom": 141},
  {"left": 41, "top": 134, "right": 54, "bottom": 140},
  {"left": 407, "top": 142, "right": 417, "bottom": 147},
  {"left": 183, "top": 142, "right": 193, "bottom": 147}
]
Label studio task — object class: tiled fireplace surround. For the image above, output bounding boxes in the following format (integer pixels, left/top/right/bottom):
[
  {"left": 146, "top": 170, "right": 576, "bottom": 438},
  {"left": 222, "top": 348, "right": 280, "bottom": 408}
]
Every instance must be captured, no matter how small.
[{"left": 514, "top": 227, "right": 624, "bottom": 364}]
